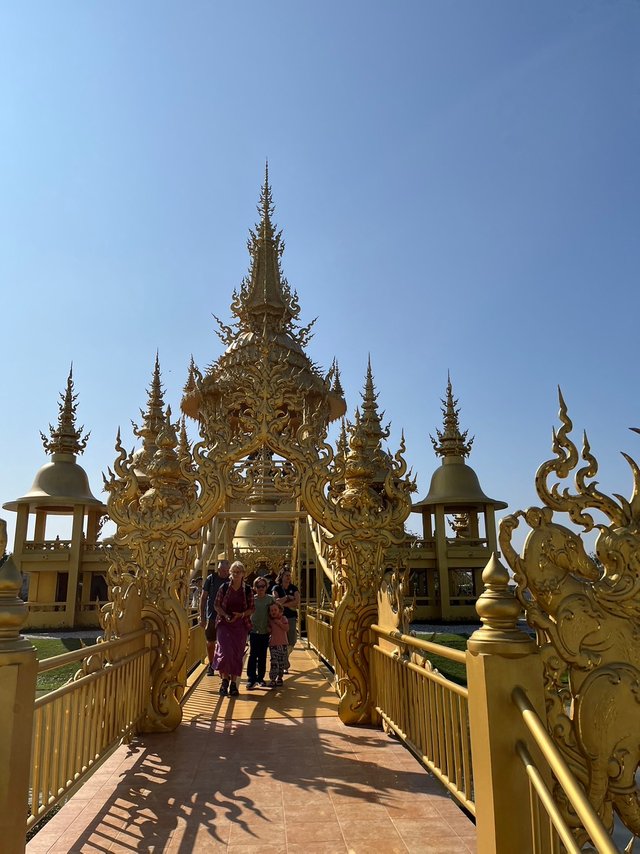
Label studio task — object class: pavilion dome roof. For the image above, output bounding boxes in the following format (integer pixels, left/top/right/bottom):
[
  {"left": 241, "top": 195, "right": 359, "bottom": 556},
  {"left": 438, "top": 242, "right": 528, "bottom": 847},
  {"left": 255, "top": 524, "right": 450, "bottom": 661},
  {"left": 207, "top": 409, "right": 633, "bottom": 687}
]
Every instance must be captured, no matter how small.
[
  {"left": 412, "top": 456, "right": 506, "bottom": 512},
  {"left": 3, "top": 453, "right": 105, "bottom": 514}
]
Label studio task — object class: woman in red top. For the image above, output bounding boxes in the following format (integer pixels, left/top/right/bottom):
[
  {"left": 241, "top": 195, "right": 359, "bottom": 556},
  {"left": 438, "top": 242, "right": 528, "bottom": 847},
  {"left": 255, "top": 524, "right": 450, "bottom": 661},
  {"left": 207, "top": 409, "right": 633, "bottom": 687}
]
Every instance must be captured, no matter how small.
[{"left": 213, "top": 561, "right": 254, "bottom": 696}]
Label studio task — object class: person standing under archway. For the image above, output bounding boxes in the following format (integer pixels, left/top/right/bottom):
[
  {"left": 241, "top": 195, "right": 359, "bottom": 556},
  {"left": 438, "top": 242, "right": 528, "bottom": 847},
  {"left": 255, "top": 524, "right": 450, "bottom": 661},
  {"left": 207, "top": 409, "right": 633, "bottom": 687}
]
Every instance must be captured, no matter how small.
[
  {"left": 200, "top": 559, "right": 230, "bottom": 676},
  {"left": 214, "top": 561, "right": 254, "bottom": 696}
]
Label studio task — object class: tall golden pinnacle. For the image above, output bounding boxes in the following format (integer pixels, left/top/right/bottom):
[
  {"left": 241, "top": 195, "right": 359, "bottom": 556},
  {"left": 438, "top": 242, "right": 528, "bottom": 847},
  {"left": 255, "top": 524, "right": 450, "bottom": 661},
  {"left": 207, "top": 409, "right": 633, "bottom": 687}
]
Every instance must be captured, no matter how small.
[
  {"left": 132, "top": 354, "right": 167, "bottom": 477},
  {"left": 177, "top": 417, "right": 192, "bottom": 465},
  {"left": 181, "top": 168, "right": 346, "bottom": 429},
  {"left": 430, "top": 373, "right": 474, "bottom": 459},
  {"left": 332, "top": 360, "right": 344, "bottom": 397},
  {"left": 343, "top": 360, "right": 391, "bottom": 495},
  {"left": 231, "top": 160, "right": 303, "bottom": 335},
  {"left": 40, "top": 366, "right": 90, "bottom": 457}
]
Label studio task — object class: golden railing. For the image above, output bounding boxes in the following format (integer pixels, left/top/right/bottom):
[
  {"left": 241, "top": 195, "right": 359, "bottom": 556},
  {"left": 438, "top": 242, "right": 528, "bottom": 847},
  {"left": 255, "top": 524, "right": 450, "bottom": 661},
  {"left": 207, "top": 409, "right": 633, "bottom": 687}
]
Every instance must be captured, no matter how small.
[
  {"left": 512, "top": 687, "right": 617, "bottom": 854},
  {"left": 306, "top": 605, "right": 337, "bottom": 673},
  {"left": 185, "top": 610, "right": 206, "bottom": 675},
  {"left": 28, "top": 629, "right": 152, "bottom": 831},
  {"left": 370, "top": 625, "right": 474, "bottom": 817}
]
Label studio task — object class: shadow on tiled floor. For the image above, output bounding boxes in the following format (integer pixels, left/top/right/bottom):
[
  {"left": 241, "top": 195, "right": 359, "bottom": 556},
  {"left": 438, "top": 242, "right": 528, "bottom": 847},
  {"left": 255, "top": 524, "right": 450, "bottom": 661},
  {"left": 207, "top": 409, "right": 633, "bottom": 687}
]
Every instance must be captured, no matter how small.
[{"left": 27, "top": 647, "right": 476, "bottom": 854}]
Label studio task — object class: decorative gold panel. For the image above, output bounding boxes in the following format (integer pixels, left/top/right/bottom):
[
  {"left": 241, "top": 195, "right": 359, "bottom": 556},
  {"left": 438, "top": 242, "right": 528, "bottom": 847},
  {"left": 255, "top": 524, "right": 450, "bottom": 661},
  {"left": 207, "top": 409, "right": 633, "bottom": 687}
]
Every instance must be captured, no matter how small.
[{"left": 500, "top": 391, "right": 640, "bottom": 848}]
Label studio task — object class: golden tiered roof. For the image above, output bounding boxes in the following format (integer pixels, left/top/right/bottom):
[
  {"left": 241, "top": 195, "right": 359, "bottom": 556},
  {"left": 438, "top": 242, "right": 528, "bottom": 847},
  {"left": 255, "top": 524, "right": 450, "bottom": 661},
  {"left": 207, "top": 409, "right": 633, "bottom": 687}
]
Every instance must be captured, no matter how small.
[
  {"left": 3, "top": 368, "right": 105, "bottom": 513},
  {"left": 181, "top": 164, "right": 346, "bottom": 431}
]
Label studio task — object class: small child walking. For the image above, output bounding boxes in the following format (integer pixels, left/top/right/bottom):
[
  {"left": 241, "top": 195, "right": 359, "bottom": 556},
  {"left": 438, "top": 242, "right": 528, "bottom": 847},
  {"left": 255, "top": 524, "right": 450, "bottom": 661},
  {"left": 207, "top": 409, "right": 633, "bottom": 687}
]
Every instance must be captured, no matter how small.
[{"left": 268, "top": 602, "right": 290, "bottom": 687}]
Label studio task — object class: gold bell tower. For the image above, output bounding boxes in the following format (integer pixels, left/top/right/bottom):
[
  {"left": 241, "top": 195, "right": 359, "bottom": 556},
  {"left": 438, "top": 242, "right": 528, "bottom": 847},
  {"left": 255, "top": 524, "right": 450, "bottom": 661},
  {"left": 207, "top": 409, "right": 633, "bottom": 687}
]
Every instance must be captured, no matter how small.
[
  {"left": 3, "top": 368, "right": 108, "bottom": 629},
  {"left": 409, "top": 376, "right": 507, "bottom": 621}
]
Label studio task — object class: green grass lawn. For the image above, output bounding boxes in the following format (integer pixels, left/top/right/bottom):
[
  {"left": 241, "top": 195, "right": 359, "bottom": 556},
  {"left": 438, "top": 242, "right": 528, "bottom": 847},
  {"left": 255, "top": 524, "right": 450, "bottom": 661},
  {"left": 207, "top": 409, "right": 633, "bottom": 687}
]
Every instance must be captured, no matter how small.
[
  {"left": 413, "top": 632, "right": 469, "bottom": 686},
  {"left": 31, "top": 636, "right": 99, "bottom": 694}
]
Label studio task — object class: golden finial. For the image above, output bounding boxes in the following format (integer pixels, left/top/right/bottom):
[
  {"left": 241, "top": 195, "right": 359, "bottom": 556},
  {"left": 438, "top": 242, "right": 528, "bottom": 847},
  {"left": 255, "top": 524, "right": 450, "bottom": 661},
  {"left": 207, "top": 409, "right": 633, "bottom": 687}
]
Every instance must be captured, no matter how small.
[
  {"left": 183, "top": 356, "right": 197, "bottom": 394},
  {"left": 260, "top": 159, "right": 274, "bottom": 240},
  {"left": 40, "top": 365, "right": 90, "bottom": 457},
  {"left": 343, "top": 361, "right": 391, "bottom": 495},
  {"left": 336, "top": 417, "right": 349, "bottom": 461},
  {"left": 430, "top": 373, "right": 473, "bottom": 459},
  {"left": 332, "top": 360, "right": 344, "bottom": 397},
  {"left": 467, "top": 553, "right": 534, "bottom": 655},
  {"left": 177, "top": 417, "right": 193, "bottom": 472},
  {"left": 233, "top": 165, "right": 299, "bottom": 335},
  {"left": 132, "top": 355, "right": 167, "bottom": 476},
  {"left": 359, "top": 357, "right": 390, "bottom": 453},
  {"left": 0, "top": 518, "right": 30, "bottom": 643}
]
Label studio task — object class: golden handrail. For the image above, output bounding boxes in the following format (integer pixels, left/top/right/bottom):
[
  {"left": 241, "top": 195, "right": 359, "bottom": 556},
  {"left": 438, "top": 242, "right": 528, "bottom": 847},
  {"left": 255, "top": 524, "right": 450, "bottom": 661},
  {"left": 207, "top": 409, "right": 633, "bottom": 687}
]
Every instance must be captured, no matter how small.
[
  {"left": 516, "top": 741, "right": 581, "bottom": 854},
  {"left": 512, "top": 686, "right": 617, "bottom": 854},
  {"left": 371, "top": 624, "right": 467, "bottom": 665},
  {"left": 36, "top": 628, "right": 150, "bottom": 674}
]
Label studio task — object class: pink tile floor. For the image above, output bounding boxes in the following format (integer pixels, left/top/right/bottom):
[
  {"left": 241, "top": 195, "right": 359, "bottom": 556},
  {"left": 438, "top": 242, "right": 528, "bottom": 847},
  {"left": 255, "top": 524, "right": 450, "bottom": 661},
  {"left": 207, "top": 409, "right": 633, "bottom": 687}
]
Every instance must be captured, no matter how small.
[{"left": 27, "top": 648, "right": 476, "bottom": 854}]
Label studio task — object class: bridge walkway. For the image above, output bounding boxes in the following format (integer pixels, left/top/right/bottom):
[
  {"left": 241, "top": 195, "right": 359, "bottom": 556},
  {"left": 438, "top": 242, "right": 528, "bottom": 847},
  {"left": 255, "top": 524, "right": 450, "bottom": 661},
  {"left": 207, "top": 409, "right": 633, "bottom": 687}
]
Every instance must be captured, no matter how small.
[{"left": 26, "top": 645, "right": 476, "bottom": 853}]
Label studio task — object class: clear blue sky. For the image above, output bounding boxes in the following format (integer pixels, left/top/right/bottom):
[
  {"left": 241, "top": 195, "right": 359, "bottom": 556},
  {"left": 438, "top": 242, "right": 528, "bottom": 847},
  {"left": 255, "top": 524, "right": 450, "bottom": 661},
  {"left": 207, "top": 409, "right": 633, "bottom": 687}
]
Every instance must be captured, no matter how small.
[{"left": 1, "top": 2, "right": 639, "bottom": 552}]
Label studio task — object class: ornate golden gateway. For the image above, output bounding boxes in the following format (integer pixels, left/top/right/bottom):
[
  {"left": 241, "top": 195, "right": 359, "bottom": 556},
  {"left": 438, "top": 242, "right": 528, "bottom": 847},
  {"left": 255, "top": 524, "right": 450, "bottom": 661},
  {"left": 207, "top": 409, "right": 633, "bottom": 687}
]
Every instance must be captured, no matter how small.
[
  {"left": 103, "top": 168, "right": 414, "bottom": 728},
  {"left": 500, "top": 391, "right": 640, "bottom": 849}
]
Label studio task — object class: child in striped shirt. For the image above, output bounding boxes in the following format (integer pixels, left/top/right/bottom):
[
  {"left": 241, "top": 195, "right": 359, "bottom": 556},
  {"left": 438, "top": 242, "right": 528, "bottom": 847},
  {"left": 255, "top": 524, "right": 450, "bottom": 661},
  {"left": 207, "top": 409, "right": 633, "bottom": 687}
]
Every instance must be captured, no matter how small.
[{"left": 268, "top": 602, "right": 290, "bottom": 687}]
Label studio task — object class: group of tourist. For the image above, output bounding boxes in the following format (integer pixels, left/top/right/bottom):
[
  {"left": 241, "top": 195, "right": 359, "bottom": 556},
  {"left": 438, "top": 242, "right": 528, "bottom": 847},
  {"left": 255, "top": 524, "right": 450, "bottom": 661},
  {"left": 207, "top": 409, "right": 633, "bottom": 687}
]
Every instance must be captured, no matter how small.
[{"left": 199, "top": 559, "right": 300, "bottom": 697}]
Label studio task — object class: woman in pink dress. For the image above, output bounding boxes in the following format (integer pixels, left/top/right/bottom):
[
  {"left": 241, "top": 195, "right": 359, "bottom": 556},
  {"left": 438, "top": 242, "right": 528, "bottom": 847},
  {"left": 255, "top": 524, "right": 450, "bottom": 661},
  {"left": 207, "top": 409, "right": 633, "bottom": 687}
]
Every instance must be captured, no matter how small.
[{"left": 213, "top": 561, "right": 254, "bottom": 696}]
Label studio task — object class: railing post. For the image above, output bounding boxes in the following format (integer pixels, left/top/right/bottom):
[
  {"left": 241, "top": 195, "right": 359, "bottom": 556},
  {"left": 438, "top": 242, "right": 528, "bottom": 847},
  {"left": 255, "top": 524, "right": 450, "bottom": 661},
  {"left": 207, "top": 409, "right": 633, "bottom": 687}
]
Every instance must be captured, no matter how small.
[
  {"left": 0, "top": 529, "right": 38, "bottom": 854},
  {"left": 466, "top": 553, "right": 551, "bottom": 854}
]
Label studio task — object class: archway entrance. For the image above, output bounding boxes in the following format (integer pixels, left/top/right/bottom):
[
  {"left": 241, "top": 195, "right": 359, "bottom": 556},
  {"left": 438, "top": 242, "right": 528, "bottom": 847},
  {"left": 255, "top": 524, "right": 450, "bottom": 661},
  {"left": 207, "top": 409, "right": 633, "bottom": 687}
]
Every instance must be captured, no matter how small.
[{"left": 101, "top": 170, "right": 414, "bottom": 730}]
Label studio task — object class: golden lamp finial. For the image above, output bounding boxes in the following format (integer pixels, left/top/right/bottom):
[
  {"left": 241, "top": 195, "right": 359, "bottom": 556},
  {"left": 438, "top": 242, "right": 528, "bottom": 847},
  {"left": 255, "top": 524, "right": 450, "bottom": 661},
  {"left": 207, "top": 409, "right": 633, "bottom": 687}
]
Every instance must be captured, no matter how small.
[{"left": 40, "top": 365, "right": 90, "bottom": 458}]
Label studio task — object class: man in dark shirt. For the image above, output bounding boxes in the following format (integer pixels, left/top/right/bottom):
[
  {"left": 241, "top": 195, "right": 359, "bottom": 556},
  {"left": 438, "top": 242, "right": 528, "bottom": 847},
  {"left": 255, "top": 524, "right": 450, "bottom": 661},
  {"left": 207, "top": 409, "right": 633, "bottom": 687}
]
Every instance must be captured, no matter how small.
[{"left": 200, "top": 559, "right": 230, "bottom": 675}]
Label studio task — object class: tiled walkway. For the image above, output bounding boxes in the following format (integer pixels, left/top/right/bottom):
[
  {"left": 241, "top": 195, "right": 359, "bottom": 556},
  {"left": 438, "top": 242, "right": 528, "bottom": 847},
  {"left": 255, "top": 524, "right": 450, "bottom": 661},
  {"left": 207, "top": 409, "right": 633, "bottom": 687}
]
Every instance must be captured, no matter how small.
[{"left": 27, "top": 646, "right": 476, "bottom": 853}]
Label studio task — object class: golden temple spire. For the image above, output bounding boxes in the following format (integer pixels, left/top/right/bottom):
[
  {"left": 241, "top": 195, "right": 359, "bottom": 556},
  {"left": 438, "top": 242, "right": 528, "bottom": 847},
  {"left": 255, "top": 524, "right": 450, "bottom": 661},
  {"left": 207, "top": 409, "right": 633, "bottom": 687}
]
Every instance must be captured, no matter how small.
[
  {"left": 359, "top": 357, "right": 390, "bottom": 452},
  {"left": 232, "top": 164, "right": 300, "bottom": 334},
  {"left": 344, "top": 361, "right": 391, "bottom": 491},
  {"left": 181, "top": 167, "right": 346, "bottom": 428},
  {"left": 430, "top": 373, "right": 473, "bottom": 459},
  {"left": 332, "top": 361, "right": 344, "bottom": 397},
  {"left": 40, "top": 365, "right": 90, "bottom": 458},
  {"left": 140, "top": 405, "right": 190, "bottom": 511},
  {"left": 336, "top": 418, "right": 349, "bottom": 462},
  {"left": 183, "top": 356, "right": 197, "bottom": 395},
  {"left": 178, "top": 417, "right": 191, "bottom": 464},
  {"left": 132, "top": 354, "right": 167, "bottom": 476}
]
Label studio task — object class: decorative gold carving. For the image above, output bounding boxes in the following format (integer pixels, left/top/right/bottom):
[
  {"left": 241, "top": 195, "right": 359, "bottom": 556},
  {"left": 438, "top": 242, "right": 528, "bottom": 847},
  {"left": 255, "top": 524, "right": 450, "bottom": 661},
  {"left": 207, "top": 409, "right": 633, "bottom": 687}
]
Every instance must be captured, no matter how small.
[
  {"left": 326, "top": 363, "right": 415, "bottom": 723},
  {"left": 106, "top": 171, "right": 413, "bottom": 730},
  {"left": 40, "top": 365, "right": 90, "bottom": 457},
  {"left": 102, "top": 362, "right": 226, "bottom": 732},
  {"left": 430, "top": 373, "right": 473, "bottom": 459},
  {"left": 500, "top": 390, "right": 640, "bottom": 847},
  {"left": 378, "top": 563, "right": 415, "bottom": 636}
]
